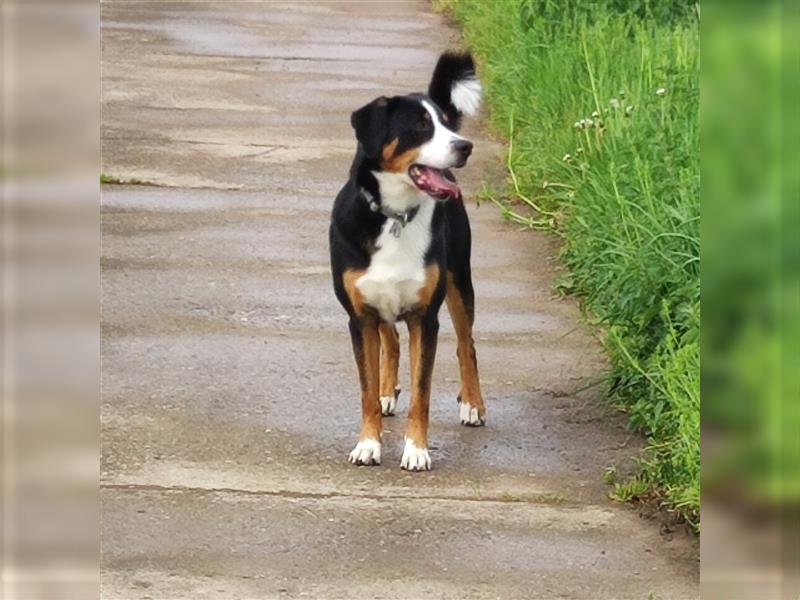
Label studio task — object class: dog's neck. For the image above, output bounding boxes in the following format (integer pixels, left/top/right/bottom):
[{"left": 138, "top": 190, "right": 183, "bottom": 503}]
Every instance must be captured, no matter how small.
[
  {"left": 359, "top": 187, "right": 421, "bottom": 237},
  {"left": 372, "top": 171, "right": 431, "bottom": 214}
]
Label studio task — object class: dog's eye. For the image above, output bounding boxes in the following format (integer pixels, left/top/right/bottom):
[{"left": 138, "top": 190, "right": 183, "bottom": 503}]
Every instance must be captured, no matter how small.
[{"left": 416, "top": 114, "right": 432, "bottom": 132}]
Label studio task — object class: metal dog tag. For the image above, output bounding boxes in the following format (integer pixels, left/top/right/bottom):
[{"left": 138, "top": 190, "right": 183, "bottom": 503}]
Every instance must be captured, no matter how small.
[{"left": 390, "top": 220, "right": 402, "bottom": 238}]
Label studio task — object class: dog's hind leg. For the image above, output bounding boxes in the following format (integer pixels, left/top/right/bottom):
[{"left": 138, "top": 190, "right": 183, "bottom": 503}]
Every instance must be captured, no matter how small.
[
  {"left": 445, "top": 272, "right": 486, "bottom": 426},
  {"left": 378, "top": 323, "right": 401, "bottom": 416}
]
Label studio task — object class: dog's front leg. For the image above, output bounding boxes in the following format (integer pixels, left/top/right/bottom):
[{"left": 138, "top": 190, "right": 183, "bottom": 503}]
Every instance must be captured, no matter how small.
[
  {"left": 401, "top": 312, "right": 438, "bottom": 471},
  {"left": 347, "top": 315, "right": 383, "bottom": 465}
]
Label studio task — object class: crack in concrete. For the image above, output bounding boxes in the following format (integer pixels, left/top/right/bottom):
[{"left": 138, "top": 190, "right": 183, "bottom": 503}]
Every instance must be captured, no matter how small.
[
  {"left": 101, "top": 136, "right": 315, "bottom": 153},
  {"left": 102, "top": 482, "right": 570, "bottom": 507}
]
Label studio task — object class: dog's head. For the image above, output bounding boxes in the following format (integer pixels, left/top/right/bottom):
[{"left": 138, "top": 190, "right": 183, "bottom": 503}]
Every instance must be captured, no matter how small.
[{"left": 350, "top": 52, "right": 481, "bottom": 201}]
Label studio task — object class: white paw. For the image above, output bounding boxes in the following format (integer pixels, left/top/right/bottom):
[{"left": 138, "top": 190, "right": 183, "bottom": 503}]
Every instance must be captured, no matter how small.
[
  {"left": 349, "top": 438, "right": 381, "bottom": 466},
  {"left": 400, "top": 438, "right": 431, "bottom": 471},
  {"left": 380, "top": 395, "right": 396, "bottom": 416},
  {"left": 459, "top": 401, "right": 486, "bottom": 426}
]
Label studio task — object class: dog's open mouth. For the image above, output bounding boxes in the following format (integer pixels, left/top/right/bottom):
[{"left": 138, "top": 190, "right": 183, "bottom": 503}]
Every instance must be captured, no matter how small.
[{"left": 408, "top": 165, "right": 460, "bottom": 201}]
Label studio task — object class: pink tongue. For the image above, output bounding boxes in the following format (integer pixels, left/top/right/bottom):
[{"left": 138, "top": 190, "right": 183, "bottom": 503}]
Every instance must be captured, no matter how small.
[{"left": 420, "top": 166, "right": 460, "bottom": 197}]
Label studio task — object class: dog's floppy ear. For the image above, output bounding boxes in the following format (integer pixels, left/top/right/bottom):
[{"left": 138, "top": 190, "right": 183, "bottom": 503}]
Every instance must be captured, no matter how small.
[
  {"left": 350, "top": 96, "right": 389, "bottom": 159},
  {"left": 428, "top": 52, "right": 482, "bottom": 131}
]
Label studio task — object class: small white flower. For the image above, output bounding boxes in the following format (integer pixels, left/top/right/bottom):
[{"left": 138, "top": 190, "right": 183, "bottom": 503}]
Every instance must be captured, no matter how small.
[
  {"left": 591, "top": 110, "right": 600, "bottom": 118},
  {"left": 656, "top": 87, "right": 666, "bottom": 96},
  {"left": 584, "top": 118, "right": 594, "bottom": 127},
  {"left": 576, "top": 147, "right": 584, "bottom": 154},
  {"left": 610, "top": 98, "right": 620, "bottom": 108},
  {"left": 625, "top": 105, "right": 634, "bottom": 114},
  {"left": 574, "top": 121, "right": 582, "bottom": 129},
  {"left": 562, "top": 153, "right": 572, "bottom": 161}
]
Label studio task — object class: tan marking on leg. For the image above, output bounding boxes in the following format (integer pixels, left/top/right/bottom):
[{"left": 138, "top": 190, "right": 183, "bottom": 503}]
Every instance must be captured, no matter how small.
[
  {"left": 347, "top": 314, "right": 383, "bottom": 466},
  {"left": 358, "top": 319, "right": 382, "bottom": 442},
  {"left": 405, "top": 316, "right": 429, "bottom": 448},
  {"left": 342, "top": 268, "right": 367, "bottom": 316},
  {"left": 379, "top": 322, "right": 400, "bottom": 399},
  {"left": 407, "top": 317, "right": 420, "bottom": 394},
  {"left": 445, "top": 273, "right": 486, "bottom": 420},
  {"left": 399, "top": 265, "right": 441, "bottom": 450},
  {"left": 415, "top": 264, "right": 441, "bottom": 311}
]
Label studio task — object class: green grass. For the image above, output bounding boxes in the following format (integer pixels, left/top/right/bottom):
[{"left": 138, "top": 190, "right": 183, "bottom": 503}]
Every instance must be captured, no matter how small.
[
  {"left": 100, "top": 173, "right": 149, "bottom": 185},
  {"left": 440, "top": 0, "right": 699, "bottom": 528},
  {"left": 610, "top": 477, "right": 651, "bottom": 503}
]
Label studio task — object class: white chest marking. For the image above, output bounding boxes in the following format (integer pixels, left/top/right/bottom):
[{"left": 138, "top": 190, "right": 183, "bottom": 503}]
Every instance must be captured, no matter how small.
[{"left": 356, "top": 196, "right": 434, "bottom": 323}]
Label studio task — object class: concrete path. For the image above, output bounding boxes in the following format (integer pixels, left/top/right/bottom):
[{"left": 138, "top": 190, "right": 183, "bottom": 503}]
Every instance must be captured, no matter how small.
[{"left": 100, "top": 2, "right": 699, "bottom": 598}]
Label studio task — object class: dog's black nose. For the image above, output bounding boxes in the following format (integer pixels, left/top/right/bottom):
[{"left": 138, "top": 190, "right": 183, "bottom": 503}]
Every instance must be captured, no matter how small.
[{"left": 453, "top": 139, "right": 473, "bottom": 161}]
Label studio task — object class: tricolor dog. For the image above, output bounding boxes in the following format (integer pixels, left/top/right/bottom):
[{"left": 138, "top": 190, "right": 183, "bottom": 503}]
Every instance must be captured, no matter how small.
[{"left": 329, "top": 52, "right": 486, "bottom": 471}]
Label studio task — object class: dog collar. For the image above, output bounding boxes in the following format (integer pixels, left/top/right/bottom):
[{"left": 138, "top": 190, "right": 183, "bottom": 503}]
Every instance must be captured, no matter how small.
[{"left": 360, "top": 188, "right": 420, "bottom": 238}]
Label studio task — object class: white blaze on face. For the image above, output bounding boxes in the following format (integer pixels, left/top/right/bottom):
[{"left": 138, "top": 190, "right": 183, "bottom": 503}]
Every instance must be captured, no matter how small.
[{"left": 415, "top": 100, "right": 466, "bottom": 170}]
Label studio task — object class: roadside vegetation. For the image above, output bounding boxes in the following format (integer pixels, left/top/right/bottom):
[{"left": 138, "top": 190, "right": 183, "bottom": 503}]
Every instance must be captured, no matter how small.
[
  {"left": 100, "top": 173, "right": 150, "bottom": 185},
  {"left": 438, "top": 0, "right": 699, "bottom": 528}
]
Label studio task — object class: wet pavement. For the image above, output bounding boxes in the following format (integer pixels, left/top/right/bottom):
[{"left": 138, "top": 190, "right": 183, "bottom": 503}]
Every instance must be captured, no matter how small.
[{"left": 100, "top": 2, "right": 699, "bottom": 598}]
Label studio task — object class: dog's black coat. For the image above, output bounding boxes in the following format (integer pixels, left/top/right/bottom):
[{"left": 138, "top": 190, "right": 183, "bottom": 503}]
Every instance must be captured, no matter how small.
[{"left": 330, "top": 52, "right": 477, "bottom": 318}]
